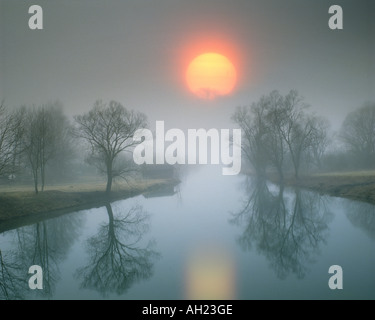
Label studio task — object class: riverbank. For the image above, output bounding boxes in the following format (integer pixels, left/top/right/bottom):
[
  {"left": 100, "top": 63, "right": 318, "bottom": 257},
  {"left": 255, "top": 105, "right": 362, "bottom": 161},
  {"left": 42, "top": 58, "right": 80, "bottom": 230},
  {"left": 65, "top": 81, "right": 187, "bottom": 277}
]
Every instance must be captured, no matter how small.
[
  {"left": 0, "top": 178, "right": 178, "bottom": 227},
  {"left": 270, "top": 170, "right": 375, "bottom": 205}
]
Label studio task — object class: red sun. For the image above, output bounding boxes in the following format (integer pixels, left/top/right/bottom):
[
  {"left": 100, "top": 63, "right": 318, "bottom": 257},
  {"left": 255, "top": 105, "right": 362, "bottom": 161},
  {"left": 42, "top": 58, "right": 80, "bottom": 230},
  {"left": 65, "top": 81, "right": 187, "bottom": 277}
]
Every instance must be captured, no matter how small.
[{"left": 186, "top": 53, "right": 237, "bottom": 100}]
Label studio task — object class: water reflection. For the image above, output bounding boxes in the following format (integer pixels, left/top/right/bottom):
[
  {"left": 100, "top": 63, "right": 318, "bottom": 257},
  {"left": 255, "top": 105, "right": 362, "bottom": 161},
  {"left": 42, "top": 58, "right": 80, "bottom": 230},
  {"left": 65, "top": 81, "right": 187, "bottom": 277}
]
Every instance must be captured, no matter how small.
[
  {"left": 75, "top": 203, "right": 159, "bottom": 297},
  {"left": 345, "top": 201, "right": 375, "bottom": 240},
  {"left": 231, "top": 176, "right": 333, "bottom": 279},
  {"left": 0, "top": 249, "right": 25, "bottom": 300},
  {"left": 143, "top": 184, "right": 178, "bottom": 199},
  {"left": 0, "top": 213, "right": 84, "bottom": 299}
]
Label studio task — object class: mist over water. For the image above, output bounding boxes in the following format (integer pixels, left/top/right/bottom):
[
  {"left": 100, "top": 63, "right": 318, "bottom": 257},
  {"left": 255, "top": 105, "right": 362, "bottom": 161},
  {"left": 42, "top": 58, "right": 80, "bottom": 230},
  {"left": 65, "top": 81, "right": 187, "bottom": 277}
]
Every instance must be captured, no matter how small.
[{"left": 1, "top": 166, "right": 374, "bottom": 300}]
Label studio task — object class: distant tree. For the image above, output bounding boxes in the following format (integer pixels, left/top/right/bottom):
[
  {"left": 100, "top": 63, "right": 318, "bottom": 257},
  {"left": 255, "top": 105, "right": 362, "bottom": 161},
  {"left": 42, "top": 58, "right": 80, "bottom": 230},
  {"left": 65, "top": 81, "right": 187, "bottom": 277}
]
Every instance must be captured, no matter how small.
[
  {"left": 233, "top": 90, "right": 330, "bottom": 180},
  {"left": 263, "top": 90, "right": 288, "bottom": 182},
  {"left": 23, "top": 102, "right": 71, "bottom": 193},
  {"left": 74, "top": 100, "right": 147, "bottom": 194},
  {"left": 269, "top": 90, "right": 313, "bottom": 180},
  {"left": 340, "top": 102, "right": 375, "bottom": 168},
  {"left": 0, "top": 102, "right": 25, "bottom": 177},
  {"left": 232, "top": 103, "right": 269, "bottom": 178},
  {"left": 307, "top": 117, "right": 330, "bottom": 170}
]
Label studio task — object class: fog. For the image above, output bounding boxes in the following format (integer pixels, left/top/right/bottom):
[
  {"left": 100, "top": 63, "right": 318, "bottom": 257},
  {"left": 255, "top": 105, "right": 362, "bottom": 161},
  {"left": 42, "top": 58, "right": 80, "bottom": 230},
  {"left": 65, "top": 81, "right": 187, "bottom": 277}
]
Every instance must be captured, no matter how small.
[
  {"left": 1, "top": 0, "right": 374, "bottom": 133},
  {"left": 0, "top": 0, "right": 374, "bottom": 192}
]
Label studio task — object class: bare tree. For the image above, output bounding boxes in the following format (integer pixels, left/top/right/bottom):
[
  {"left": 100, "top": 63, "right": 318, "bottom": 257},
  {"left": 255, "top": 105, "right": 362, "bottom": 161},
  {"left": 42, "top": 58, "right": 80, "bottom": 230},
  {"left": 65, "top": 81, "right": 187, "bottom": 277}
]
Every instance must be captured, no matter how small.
[
  {"left": 340, "top": 102, "right": 375, "bottom": 168},
  {"left": 23, "top": 102, "right": 70, "bottom": 193},
  {"left": 232, "top": 103, "right": 269, "bottom": 178},
  {"left": 0, "top": 102, "right": 25, "bottom": 177},
  {"left": 270, "top": 90, "right": 310, "bottom": 180},
  {"left": 232, "top": 90, "right": 330, "bottom": 180},
  {"left": 74, "top": 100, "right": 147, "bottom": 194},
  {"left": 307, "top": 117, "right": 330, "bottom": 170},
  {"left": 263, "top": 90, "right": 288, "bottom": 182},
  {"left": 265, "top": 90, "right": 328, "bottom": 179}
]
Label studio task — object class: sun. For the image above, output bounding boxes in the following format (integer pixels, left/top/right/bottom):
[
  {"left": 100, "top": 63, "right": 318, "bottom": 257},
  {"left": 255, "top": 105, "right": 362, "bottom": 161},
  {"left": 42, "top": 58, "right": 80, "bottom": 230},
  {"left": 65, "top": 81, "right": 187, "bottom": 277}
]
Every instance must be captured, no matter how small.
[{"left": 186, "top": 53, "right": 237, "bottom": 100}]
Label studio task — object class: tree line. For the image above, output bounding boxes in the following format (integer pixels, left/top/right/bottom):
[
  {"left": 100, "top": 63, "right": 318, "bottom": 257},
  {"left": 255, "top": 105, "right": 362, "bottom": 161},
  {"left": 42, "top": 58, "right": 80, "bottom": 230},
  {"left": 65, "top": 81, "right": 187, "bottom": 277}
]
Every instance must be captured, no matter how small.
[
  {"left": 0, "top": 100, "right": 147, "bottom": 194},
  {"left": 0, "top": 92, "right": 374, "bottom": 194},
  {"left": 232, "top": 90, "right": 375, "bottom": 181}
]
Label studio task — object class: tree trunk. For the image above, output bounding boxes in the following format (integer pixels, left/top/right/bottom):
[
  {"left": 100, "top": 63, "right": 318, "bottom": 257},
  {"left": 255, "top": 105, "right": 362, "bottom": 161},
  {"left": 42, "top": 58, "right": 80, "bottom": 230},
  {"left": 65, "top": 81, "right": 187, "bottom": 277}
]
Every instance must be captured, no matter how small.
[
  {"left": 276, "top": 164, "right": 284, "bottom": 185},
  {"left": 41, "top": 164, "right": 45, "bottom": 192},
  {"left": 33, "top": 167, "right": 39, "bottom": 194},
  {"left": 34, "top": 179, "right": 39, "bottom": 194},
  {"left": 291, "top": 152, "right": 300, "bottom": 181},
  {"left": 106, "top": 160, "right": 113, "bottom": 194},
  {"left": 294, "top": 166, "right": 299, "bottom": 181},
  {"left": 106, "top": 174, "right": 112, "bottom": 194}
]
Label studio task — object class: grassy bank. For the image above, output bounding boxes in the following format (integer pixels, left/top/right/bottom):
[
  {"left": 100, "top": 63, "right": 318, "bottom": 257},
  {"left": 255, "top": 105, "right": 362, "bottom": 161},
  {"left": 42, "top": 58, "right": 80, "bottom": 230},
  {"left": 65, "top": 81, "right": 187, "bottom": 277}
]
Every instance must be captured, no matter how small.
[
  {"left": 0, "top": 178, "right": 178, "bottom": 226},
  {"left": 271, "top": 170, "right": 375, "bottom": 205}
]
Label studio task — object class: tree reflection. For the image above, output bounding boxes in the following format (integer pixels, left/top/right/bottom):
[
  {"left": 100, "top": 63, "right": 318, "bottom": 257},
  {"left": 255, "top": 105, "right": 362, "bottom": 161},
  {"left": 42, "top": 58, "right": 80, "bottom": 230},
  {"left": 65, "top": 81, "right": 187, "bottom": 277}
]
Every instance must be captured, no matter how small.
[
  {"left": 0, "top": 248, "right": 26, "bottom": 300},
  {"left": 75, "top": 203, "right": 159, "bottom": 297},
  {"left": 231, "top": 176, "right": 332, "bottom": 279},
  {"left": 0, "top": 213, "right": 84, "bottom": 299},
  {"left": 345, "top": 201, "right": 375, "bottom": 240}
]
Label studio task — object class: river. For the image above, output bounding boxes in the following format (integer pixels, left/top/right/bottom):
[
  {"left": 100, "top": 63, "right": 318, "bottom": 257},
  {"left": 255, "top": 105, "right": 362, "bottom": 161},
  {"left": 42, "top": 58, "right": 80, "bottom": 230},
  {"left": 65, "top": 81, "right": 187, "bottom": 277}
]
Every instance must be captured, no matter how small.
[{"left": 0, "top": 166, "right": 374, "bottom": 300}]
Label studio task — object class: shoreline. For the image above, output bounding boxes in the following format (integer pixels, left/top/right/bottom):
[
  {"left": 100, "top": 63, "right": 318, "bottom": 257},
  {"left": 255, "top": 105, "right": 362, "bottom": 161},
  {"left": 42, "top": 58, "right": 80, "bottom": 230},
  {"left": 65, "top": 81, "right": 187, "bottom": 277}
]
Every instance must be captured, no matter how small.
[
  {"left": 268, "top": 171, "right": 375, "bottom": 205},
  {"left": 0, "top": 178, "right": 179, "bottom": 233},
  {"left": 1, "top": 170, "right": 374, "bottom": 233}
]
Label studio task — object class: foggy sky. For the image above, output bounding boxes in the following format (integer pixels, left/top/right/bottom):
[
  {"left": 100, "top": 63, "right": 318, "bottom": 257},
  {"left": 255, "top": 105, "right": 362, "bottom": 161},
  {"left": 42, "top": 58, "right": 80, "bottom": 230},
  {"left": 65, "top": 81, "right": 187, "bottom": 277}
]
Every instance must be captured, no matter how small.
[{"left": 1, "top": 0, "right": 374, "bottom": 131}]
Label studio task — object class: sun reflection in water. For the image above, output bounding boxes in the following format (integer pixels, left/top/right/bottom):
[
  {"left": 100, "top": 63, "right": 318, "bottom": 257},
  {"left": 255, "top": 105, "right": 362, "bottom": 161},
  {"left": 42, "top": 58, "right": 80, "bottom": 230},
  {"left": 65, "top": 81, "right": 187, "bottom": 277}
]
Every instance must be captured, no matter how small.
[{"left": 185, "top": 245, "right": 236, "bottom": 300}]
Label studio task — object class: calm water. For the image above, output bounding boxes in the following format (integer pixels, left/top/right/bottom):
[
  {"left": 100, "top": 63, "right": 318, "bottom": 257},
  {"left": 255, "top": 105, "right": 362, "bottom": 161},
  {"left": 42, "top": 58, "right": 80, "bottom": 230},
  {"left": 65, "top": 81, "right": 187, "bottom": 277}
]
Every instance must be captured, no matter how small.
[{"left": 1, "top": 166, "right": 374, "bottom": 300}]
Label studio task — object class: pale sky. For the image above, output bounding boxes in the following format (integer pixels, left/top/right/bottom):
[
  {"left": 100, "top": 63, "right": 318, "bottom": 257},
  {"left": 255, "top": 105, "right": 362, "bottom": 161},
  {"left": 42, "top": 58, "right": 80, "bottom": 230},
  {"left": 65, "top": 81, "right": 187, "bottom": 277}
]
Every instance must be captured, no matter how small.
[{"left": 1, "top": 0, "right": 374, "bottom": 131}]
